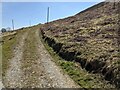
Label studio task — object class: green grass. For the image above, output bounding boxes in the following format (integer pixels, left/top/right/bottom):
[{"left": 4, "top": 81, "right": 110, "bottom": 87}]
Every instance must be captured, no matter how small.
[
  {"left": 2, "top": 29, "right": 27, "bottom": 76},
  {"left": 20, "top": 27, "right": 40, "bottom": 86},
  {"left": 39, "top": 32, "right": 116, "bottom": 88},
  {"left": 2, "top": 33, "right": 17, "bottom": 76},
  {"left": 21, "top": 29, "right": 37, "bottom": 70}
]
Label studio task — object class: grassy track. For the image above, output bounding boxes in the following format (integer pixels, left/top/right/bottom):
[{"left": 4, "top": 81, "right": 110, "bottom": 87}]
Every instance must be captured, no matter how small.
[{"left": 2, "top": 29, "right": 27, "bottom": 77}]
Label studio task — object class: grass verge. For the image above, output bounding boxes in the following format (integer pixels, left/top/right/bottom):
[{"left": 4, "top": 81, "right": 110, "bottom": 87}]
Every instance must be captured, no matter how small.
[
  {"left": 2, "top": 29, "right": 27, "bottom": 77},
  {"left": 2, "top": 33, "right": 17, "bottom": 77}
]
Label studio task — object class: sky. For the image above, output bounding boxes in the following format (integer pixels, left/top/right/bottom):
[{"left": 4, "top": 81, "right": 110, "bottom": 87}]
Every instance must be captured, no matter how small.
[{"left": 2, "top": 2, "right": 100, "bottom": 30}]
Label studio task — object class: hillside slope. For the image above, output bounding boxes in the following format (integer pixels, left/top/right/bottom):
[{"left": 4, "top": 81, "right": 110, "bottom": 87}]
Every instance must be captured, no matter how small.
[{"left": 40, "top": 1, "right": 120, "bottom": 88}]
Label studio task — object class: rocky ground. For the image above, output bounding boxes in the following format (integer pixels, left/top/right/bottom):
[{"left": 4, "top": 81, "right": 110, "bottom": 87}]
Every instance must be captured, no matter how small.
[
  {"left": 1, "top": 1, "right": 120, "bottom": 88},
  {"left": 2, "top": 28, "right": 79, "bottom": 88}
]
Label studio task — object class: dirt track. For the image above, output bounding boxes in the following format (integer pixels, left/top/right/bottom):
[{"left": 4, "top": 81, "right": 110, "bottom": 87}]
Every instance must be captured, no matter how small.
[{"left": 3, "top": 29, "right": 79, "bottom": 88}]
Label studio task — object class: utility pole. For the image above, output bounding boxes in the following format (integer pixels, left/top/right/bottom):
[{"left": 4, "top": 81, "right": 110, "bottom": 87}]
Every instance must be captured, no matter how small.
[
  {"left": 12, "top": 19, "right": 14, "bottom": 30},
  {"left": 29, "top": 20, "right": 31, "bottom": 27},
  {"left": 47, "top": 7, "right": 50, "bottom": 23}
]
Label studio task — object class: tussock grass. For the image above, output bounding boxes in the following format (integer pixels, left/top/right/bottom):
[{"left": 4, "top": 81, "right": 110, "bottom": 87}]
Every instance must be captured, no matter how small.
[
  {"left": 2, "top": 33, "right": 17, "bottom": 76},
  {"left": 40, "top": 32, "right": 116, "bottom": 88}
]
